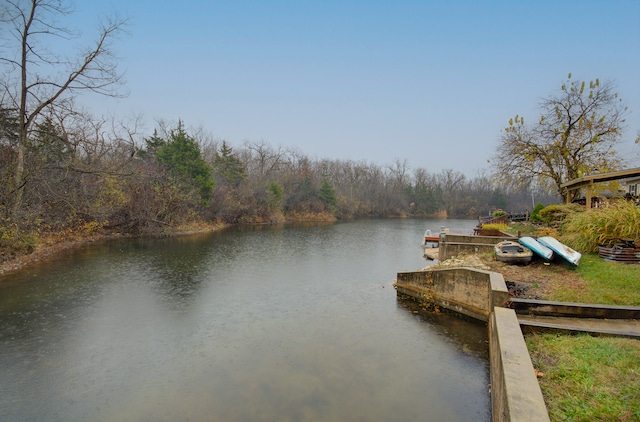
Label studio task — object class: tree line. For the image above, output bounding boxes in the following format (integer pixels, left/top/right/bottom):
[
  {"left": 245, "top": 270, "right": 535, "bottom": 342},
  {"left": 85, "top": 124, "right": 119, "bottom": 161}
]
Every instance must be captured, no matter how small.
[{"left": 1, "top": 111, "right": 554, "bottom": 239}]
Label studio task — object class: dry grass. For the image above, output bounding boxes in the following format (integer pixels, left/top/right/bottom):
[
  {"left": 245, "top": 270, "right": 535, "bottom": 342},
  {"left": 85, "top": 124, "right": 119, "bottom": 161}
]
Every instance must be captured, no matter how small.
[
  {"left": 484, "top": 256, "right": 587, "bottom": 300},
  {"left": 562, "top": 201, "right": 640, "bottom": 253}
]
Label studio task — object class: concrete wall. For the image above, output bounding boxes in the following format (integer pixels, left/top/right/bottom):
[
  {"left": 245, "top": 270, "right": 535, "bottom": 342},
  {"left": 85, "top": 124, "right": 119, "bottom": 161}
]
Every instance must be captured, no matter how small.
[
  {"left": 395, "top": 267, "right": 509, "bottom": 322},
  {"left": 439, "top": 233, "right": 516, "bottom": 260},
  {"left": 490, "top": 307, "right": 550, "bottom": 422},
  {"left": 396, "top": 268, "right": 550, "bottom": 421}
]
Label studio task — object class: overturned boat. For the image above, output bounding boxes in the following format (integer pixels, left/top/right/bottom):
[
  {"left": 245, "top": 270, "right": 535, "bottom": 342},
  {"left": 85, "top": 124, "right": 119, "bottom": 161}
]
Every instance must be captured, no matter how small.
[
  {"left": 494, "top": 240, "right": 533, "bottom": 265},
  {"left": 519, "top": 236, "right": 554, "bottom": 261},
  {"left": 537, "top": 236, "right": 582, "bottom": 266}
]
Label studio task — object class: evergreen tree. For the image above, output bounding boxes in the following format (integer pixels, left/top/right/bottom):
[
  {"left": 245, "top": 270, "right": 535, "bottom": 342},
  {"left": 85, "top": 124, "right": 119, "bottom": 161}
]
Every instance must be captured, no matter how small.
[
  {"left": 138, "top": 129, "right": 165, "bottom": 160},
  {"left": 30, "top": 117, "right": 70, "bottom": 165},
  {"left": 155, "top": 122, "right": 214, "bottom": 202},
  {"left": 0, "top": 107, "right": 19, "bottom": 147},
  {"left": 319, "top": 179, "right": 337, "bottom": 208},
  {"left": 267, "top": 182, "right": 284, "bottom": 211},
  {"left": 212, "top": 141, "right": 246, "bottom": 187}
]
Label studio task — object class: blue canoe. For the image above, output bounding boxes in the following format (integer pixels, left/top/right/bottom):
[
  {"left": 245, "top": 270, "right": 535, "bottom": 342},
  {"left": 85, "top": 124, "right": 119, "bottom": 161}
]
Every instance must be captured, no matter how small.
[
  {"left": 537, "top": 236, "right": 582, "bottom": 266},
  {"left": 519, "top": 236, "right": 554, "bottom": 261}
]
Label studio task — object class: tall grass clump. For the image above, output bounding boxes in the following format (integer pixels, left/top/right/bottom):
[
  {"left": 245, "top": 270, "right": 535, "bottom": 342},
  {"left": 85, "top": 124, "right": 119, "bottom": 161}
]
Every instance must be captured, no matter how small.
[
  {"left": 561, "top": 201, "right": 640, "bottom": 252},
  {"left": 538, "top": 203, "right": 585, "bottom": 227}
]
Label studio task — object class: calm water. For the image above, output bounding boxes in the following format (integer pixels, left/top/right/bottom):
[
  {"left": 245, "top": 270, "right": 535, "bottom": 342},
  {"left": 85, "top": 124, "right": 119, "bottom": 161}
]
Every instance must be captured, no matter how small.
[{"left": 0, "top": 218, "right": 490, "bottom": 421}]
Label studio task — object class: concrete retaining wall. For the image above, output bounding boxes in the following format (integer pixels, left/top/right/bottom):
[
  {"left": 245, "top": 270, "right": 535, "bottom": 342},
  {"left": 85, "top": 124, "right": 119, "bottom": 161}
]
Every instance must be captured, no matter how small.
[
  {"left": 396, "top": 268, "right": 550, "bottom": 421},
  {"left": 439, "top": 233, "right": 516, "bottom": 260},
  {"left": 395, "top": 268, "right": 509, "bottom": 322},
  {"left": 490, "top": 307, "right": 550, "bottom": 422}
]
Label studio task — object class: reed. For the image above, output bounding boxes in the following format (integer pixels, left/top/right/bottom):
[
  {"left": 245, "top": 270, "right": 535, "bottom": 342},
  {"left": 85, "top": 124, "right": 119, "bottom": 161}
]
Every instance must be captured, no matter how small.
[
  {"left": 539, "top": 203, "right": 584, "bottom": 226},
  {"left": 561, "top": 201, "right": 640, "bottom": 252}
]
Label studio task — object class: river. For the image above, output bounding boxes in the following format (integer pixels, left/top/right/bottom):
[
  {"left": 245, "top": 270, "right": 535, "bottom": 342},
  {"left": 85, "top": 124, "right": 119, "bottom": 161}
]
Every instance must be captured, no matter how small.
[{"left": 0, "top": 218, "right": 490, "bottom": 421}]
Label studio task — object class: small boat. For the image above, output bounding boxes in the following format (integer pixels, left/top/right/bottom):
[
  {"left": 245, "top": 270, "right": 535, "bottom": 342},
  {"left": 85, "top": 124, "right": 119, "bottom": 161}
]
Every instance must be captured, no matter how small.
[
  {"left": 423, "top": 229, "right": 440, "bottom": 248},
  {"left": 519, "top": 236, "right": 554, "bottom": 261},
  {"left": 537, "top": 236, "right": 582, "bottom": 266},
  {"left": 494, "top": 240, "right": 533, "bottom": 265}
]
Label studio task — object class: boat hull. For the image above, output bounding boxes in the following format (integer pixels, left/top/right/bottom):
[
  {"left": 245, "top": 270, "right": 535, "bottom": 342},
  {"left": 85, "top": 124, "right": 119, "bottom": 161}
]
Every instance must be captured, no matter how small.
[
  {"left": 519, "top": 236, "right": 554, "bottom": 261},
  {"left": 537, "top": 236, "right": 581, "bottom": 266},
  {"left": 422, "top": 229, "right": 440, "bottom": 248},
  {"left": 494, "top": 241, "right": 533, "bottom": 265}
]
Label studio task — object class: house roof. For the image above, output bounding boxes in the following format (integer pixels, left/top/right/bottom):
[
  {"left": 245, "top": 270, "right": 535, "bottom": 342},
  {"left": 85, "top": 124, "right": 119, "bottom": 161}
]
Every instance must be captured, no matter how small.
[{"left": 560, "top": 167, "right": 640, "bottom": 192}]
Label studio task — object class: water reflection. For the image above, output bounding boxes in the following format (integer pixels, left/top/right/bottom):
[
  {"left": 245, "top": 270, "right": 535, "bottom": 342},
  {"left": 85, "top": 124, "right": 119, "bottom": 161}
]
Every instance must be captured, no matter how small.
[
  {"left": 0, "top": 219, "right": 489, "bottom": 421},
  {"left": 397, "top": 296, "right": 489, "bottom": 356}
]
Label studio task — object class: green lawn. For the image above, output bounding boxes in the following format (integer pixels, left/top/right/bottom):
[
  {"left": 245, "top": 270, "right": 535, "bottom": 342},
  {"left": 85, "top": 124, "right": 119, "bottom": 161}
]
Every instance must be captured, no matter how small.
[
  {"left": 505, "top": 217, "right": 640, "bottom": 421},
  {"left": 526, "top": 334, "right": 640, "bottom": 422},
  {"left": 549, "top": 254, "right": 640, "bottom": 305},
  {"left": 522, "top": 253, "right": 639, "bottom": 421}
]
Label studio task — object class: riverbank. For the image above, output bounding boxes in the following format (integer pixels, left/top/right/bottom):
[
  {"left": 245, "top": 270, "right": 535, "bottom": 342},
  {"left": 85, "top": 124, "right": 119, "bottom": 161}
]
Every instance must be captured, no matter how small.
[
  {"left": 430, "top": 251, "right": 640, "bottom": 421},
  {"left": 0, "top": 221, "right": 229, "bottom": 277},
  {"left": 0, "top": 212, "right": 339, "bottom": 277},
  {"left": 0, "top": 234, "right": 121, "bottom": 277}
]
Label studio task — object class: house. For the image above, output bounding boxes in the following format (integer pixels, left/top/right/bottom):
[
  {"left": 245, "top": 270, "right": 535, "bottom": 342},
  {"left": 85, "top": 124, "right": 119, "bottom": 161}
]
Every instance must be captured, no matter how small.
[
  {"left": 561, "top": 167, "right": 640, "bottom": 208},
  {"left": 624, "top": 176, "right": 640, "bottom": 197}
]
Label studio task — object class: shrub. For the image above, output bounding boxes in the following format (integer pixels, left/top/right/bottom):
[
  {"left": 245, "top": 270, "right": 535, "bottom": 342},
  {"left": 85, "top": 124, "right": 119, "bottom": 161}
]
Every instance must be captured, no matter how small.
[
  {"left": 538, "top": 203, "right": 584, "bottom": 226},
  {"left": 0, "top": 221, "right": 38, "bottom": 263},
  {"left": 481, "top": 223, "right": 508, "bottom": 232},
  {"left": 529, "top": 203, "right": 545, "bottom": 223},
  {"left": 536, "top": 226, "right": 559, "bottom": 238},
  {"left": 561, "top": 201, "right": 640, "bottom": 252},
  {"left": 493, "top": 210, "right": 507, "bottom": 217}
]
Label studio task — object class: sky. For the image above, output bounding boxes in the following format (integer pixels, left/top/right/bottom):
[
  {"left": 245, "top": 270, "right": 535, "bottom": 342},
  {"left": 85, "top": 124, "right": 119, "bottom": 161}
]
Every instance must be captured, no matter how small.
[{"left": 67, "top": 0, "right": 640, "bottom": 176}]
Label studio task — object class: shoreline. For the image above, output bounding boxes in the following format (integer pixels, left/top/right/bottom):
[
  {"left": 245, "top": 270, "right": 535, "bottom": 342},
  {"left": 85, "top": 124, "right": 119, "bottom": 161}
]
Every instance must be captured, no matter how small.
[
  {"left": 0, "top": 233, "right": 125, "bottom": 277},
  {"left": 0, "top": 215, "right": 339, "bottom": 278},
  {"left": 0, "top": 223, "right": 229, "bottom": 278}
]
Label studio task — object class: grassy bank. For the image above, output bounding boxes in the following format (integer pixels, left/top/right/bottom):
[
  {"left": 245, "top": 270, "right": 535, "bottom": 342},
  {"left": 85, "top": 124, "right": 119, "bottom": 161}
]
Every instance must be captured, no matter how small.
[
  {"left": 518, "top": 254, "right": 640, "bottom": 421},
  {"left": 506, "top": 219, "right": 639, "bottom": 421},
  {"left": 551, "top": 254, "right": 640, "bottom": 305},
  {"left": 526, "top": 334, "right": 640, "bottom": 422}
]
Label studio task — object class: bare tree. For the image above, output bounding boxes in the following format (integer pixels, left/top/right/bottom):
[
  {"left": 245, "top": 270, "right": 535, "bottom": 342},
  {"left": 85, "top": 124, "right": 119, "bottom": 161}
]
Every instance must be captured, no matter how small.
[
  {"left": 241, "top": 140, "right": 288, "bottom": 181},
  {"left": 492, "top": 74, "right": 627, "bottom": 201},
  {"left": 386, "top": 158, "right": 409, "bottom": 190},
  {"left": 0, "top": 0, "right": 128, "bottom": 216}
]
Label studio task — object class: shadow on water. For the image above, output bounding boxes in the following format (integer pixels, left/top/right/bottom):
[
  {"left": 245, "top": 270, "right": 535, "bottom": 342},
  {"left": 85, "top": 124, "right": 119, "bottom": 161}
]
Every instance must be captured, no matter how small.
[{"left": 396, "top": 296, "right": 489, "bottom": 357}]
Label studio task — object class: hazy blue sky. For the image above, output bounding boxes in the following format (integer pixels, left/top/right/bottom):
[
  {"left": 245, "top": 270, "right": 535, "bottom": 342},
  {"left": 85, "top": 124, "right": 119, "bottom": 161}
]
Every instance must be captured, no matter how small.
[{"left": 72, "top": 0, "right": 640, "bottom": 175}]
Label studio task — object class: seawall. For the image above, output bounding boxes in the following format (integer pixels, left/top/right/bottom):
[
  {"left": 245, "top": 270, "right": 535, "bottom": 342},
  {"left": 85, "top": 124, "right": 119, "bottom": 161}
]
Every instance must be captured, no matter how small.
[
  {"left": 395, "top": 268, "right": 550, "bottom": 422},
  {"left": 396, "top": 268, "right": 508, "bottom": 321},
  {"left": 438, "top": 233, "right": 515, "bottom": 261}
]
